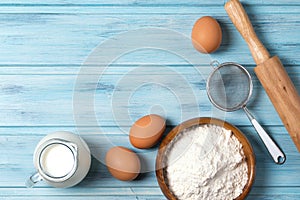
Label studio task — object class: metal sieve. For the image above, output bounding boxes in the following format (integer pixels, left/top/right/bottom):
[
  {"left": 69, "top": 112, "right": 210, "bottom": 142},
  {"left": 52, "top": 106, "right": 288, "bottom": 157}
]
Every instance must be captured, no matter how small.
[{"left": 206, "top": 61, "right": 286, "bottom": 164}]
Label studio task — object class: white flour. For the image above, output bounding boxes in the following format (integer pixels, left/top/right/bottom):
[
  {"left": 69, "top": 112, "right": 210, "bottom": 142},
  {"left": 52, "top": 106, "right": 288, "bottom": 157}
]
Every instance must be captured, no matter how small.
[{"left": 165, "top": 124, "right": 248, "bottom": 200}]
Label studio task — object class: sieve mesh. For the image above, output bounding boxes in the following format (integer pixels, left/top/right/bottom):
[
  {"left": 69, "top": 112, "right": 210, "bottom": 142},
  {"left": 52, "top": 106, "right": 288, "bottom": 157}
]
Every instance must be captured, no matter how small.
[{"left": 207, "top": 63, "right": 252, "bottom": 111}]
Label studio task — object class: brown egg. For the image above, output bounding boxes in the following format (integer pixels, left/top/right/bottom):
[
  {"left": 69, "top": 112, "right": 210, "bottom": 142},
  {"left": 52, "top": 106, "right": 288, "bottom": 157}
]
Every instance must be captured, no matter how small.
[
  {"left": 191, "top": 16, "right": 222, "bottom": 54},
  {"left": 105, "top": 146, "right": 141, "bottom": 181},
  {"left": 129, "top": 114, "right": 166, "bottom": 149}
]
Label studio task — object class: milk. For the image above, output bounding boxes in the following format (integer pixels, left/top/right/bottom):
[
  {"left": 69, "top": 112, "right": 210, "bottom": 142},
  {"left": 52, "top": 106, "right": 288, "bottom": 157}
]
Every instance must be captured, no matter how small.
[
  {"left": 27, "top": 131, "right": 91, "bottom": 188},
  {"left": 40, "top": 144, "right": 75, "bottom": 178}
]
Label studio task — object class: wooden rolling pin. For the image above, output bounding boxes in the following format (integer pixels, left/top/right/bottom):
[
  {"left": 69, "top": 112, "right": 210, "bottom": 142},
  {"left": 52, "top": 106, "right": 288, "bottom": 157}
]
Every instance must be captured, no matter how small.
[{"left": 225, "top": 0, "right": 300, "bottom": 152}]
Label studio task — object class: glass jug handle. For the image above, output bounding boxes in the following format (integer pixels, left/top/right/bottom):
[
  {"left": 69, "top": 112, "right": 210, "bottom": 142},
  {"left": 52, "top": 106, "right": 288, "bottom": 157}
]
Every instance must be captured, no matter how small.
[{"left": 25, "top": 172, "right": 43, "bottom": 188}]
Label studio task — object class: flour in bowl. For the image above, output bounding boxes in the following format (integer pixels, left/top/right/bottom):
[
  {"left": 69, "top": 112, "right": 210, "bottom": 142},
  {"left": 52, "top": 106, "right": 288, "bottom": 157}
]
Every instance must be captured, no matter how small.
[{"left": 165, "top": 124, "right": 248, "bottom": 200}]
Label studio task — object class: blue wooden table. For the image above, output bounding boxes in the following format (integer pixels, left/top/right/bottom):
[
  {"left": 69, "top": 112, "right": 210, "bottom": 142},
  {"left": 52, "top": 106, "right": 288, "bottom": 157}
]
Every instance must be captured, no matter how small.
[{"left": 1, "top": 0, "right": 300, "bottom": 199}]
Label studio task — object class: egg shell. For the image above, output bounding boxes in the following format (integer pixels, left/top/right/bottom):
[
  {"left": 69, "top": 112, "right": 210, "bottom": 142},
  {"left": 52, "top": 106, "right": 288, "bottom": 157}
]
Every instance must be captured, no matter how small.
[
  {"left": 191, "top": 16, "right": 222, "bottom": 54},
  {"left": 129, "top": 114, "right": 166, "bottom": 149},
  {"left": 105, "top": 146, "right": 141, "bottom": 181}
]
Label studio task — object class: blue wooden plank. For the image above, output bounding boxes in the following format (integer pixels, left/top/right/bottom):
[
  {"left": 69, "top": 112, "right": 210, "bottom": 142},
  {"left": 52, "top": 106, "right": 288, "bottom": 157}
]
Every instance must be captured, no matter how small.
[
  {"left": 0, "top": 65, "right": 299, "bottom": 126},
  {"left": 0, "top": 7, "right": 298, "bottom": 65},
  {"left": 1, "top": 187, "right": 300, "bottom": 200},
  {"left": 1, "top": 186, "right": 300, "bottom": 196},
  {"left": 0, "top": 197, "right": 165, "bottom": 200},
  {"left": 0, "top": 5, "right": 299, "bottom": 14},
  {"left": 0, "top": 64, "right": 299, "bottom": 75},
  {"left": 0, "top": 0, "right": 300, "bottom": 6},
  {"left": 0, "top": 126, "right": 299, "bottom": 188}
]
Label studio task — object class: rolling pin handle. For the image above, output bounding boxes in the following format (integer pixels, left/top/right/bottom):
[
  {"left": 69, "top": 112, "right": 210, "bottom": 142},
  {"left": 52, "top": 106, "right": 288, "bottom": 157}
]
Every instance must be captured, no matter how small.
[{"left": 225, "top": 0, "right": 270, "bottom": 64}]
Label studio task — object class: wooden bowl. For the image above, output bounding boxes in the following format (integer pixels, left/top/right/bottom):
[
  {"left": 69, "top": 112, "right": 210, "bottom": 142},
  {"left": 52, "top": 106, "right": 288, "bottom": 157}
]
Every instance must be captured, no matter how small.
[{"left": 156, "top": 117, "right": 255, "bottom": 200}]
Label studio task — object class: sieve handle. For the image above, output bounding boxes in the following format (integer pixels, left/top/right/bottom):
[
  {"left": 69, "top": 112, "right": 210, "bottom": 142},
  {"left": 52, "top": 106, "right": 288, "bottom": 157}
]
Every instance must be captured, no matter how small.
[
  {"left": 225, "top": 0, "right": 270, "bottom": 65},
  {"left": 243, "top": 107, "right": 285, "bottom": 164}
]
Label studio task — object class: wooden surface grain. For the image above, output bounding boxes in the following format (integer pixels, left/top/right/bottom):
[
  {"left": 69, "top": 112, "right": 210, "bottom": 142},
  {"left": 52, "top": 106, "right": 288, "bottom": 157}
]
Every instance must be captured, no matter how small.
[{"left": 0, "top": 0, "right": 300, "bottom": 199}]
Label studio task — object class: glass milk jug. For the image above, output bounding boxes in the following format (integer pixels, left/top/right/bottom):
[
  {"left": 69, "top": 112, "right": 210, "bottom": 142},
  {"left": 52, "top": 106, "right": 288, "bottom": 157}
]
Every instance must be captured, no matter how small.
[{"left": 26, "top": 131, "right": 91, "bottom": 188}]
